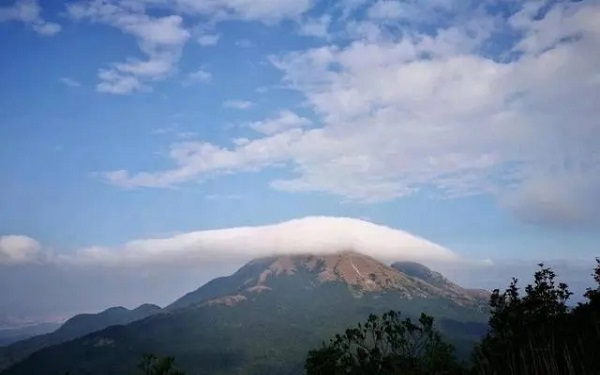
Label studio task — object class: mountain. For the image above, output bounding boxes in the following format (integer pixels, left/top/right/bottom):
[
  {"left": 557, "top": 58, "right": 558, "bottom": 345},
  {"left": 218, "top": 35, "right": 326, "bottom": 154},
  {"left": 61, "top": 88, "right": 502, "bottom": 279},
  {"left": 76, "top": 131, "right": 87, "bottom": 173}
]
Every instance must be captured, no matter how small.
[
  {"left": 0, "top": 304, "right": 161, "bottom": 371},
  {"left": 391, "top": 261, "right": 491, "bottom": 301},
  {"left": 1, "top": 252, "right": 489, "bottom": 375},
  {"left": 0, "top": 323, "right": 61, "bottom": 347},
  {"left": 171, "top": 251, "right": 485, "bottom": 310}
]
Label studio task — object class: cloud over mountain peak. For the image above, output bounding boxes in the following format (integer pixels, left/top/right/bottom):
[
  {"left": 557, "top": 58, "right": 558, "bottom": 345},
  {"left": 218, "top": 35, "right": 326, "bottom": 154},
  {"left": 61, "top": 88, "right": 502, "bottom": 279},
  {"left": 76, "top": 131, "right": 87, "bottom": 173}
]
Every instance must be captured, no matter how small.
[{"left": 62, "top": 216, "right": 461, "bottom": 267}]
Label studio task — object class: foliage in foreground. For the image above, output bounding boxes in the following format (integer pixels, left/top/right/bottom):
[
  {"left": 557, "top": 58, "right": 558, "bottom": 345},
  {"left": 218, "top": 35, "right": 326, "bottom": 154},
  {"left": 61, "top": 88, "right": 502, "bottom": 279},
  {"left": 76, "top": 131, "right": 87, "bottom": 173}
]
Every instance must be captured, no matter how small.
[
  {"left": 472, "top": 258, "right": 600, "bottom": 375},
  {"left": 138, "top": 353, "right": 185, "bottom": 375},
  {"left": 135, "top": 259, "right": 600, "bottom": 375},
  {"left": 305, "top": 310, "right": 463, "bottom": 375},
  {"left": 305, "top": 258, "right": 600, "bottom": 375}
]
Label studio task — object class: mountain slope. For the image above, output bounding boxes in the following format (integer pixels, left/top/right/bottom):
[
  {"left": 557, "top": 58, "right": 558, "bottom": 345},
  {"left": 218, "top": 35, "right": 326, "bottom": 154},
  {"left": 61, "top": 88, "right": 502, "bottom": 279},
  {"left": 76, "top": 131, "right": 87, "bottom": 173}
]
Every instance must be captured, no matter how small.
[
  {"left": 2, "top": 252, "right": 488, "bottom": 375},
  {"left": 0, "top": 304, "right": 161, "bottom": 371},
  {"left": 391, "top": 261, "right": 491, "bottom": 302},
  {"left": 0, "top": 323, "right": 61, "bottom": 347}
]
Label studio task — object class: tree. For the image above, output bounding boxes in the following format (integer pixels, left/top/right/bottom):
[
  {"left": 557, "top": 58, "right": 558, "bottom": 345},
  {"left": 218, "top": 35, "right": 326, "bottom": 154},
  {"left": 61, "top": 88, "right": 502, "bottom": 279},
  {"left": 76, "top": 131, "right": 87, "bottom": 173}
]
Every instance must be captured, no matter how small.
[
  {"left": 472, "top": 260, "right": 600, "bottom": 375},
  {"left": 138, "top": 353, "right": 185, "bottom": 375},
  {"left": 305, "top": 310, "right": 463, "bottom": 375}
]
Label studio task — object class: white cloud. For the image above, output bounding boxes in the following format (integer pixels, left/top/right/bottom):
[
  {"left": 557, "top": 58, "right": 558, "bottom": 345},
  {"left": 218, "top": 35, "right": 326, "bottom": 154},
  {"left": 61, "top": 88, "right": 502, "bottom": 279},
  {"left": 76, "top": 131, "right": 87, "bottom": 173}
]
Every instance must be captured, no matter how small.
[
  {"left": 367, "top": 1, "right": 405, "bottom": 20},
  {"left": 61, "top": 0, "right": 319, "bottom": 92},
  {"left": 223, "top": 99, "right": 254, "bottom": 110},
  {"left": 31, "top": 21, "right": 60, "bottom": 35},
  {"left": 298, "top": 15, "right": 331, "bottom": 38},
  {"left": 104, "top": 1, "right": 600, "bottom": 225},
  {"left": 205, "top": 194, "right": 242, "bottom": 201},
  {"left": 248, "top": 110, "right": 312, "bottom": 135},
  {"left": 235, "top": 39, "right": 253, "bottom": 48},
  {"left": 172, "top": 0, "right": 314, "bottom": 24},
  {"left": 97, "top": 69, "right": 145, "bottom": 94},
  {"left": 57, "top": 217, "right": 464, "bottom": 267},
  {"left": 60, "top": 77, "right": 82, "bottom": 88},
  {"left": 185, "top": 68, "right": 212, "bottom": 84},
  {"left": 197, "top": 33, "right": 220, "bottom": 46},
  {"left": 0, "top": 219, "right": 464, "bottom": 268},
  {"left": 104, "top": 129, "right": 301, "bottom": 187},
  {"left": 0, "top": 235, "right": 42, "bottom": 265},
  {"left": 0, "top": 0, "right": 61, "bottom": 36},
  {"left": 68, "top": 1, "right": 190, "bottom": 94}
]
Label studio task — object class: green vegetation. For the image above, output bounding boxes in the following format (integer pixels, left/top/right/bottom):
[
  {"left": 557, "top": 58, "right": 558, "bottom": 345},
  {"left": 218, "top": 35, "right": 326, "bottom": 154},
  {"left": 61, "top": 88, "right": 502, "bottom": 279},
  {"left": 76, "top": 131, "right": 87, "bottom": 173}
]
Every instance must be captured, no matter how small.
[
  {"left": 138, "top": 354, "right": 185, "bottom": 375},
  {"left": 305, "top": 311, "right": 462, "bottom": 375},
  {"left": 1, "top": 268, "right": 487, "bottom": 375},
  {"left": 4, "top": 256, "right": 599, "bottom": 375},
  {"left": 305, "top": 259, "right": 600, "bottom": 375},
  {"left": 0, "top": 304, "right": 161, "bottom": 372},
  {"left": 472, "top": 259, "right": 600, "bottom": 375}
]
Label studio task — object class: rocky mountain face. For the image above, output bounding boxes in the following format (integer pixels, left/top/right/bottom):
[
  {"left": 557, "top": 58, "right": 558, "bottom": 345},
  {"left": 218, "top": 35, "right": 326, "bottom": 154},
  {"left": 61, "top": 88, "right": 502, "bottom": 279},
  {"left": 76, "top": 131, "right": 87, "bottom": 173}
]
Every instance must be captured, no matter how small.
[
  {"left": 0, "top": 304, "right": 161, "bottom": 371},
  {"left": 391, "top": 261, "right": 491, "bottom": 303},
  {"left": 170, "top": 251, "right": 487, "bottom": 310},
  {"left": 1, "top": 252, "right": 489, "bottom": 375}
]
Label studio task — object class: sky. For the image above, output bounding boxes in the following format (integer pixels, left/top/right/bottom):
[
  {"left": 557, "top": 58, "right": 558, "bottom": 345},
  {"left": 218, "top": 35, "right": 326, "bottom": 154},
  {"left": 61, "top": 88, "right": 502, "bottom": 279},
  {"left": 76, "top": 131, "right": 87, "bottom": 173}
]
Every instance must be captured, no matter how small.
[{"left": 0, "top": 0, "right": 599, "bottom": 323}]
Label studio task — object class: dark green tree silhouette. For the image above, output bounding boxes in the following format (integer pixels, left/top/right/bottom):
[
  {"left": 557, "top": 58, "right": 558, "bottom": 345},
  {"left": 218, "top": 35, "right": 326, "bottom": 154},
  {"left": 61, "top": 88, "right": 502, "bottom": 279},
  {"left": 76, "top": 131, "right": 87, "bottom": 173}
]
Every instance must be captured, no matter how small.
[
  {"left": 138, "top": 353, "right": 185, "bottom": 375},
  {"left": 305, "top": 310, "right": 463, "bottom": 375},
  {"left": 472, "top": 259, "right": 600, "bottom": 375}
]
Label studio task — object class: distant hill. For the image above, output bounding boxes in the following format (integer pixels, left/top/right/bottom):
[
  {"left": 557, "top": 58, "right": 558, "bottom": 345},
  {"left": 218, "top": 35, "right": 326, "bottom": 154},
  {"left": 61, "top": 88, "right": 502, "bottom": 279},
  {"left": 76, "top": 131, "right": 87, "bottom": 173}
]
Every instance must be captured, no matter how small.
[
  {"left": 2, "top": 251, "right": 489, "bottom": 375},
  {"left": 0, "top": 304, "right": 161, "bottom": 371},
  {"left": 0, "top": 323, "right": 60, "bottom": 347}
]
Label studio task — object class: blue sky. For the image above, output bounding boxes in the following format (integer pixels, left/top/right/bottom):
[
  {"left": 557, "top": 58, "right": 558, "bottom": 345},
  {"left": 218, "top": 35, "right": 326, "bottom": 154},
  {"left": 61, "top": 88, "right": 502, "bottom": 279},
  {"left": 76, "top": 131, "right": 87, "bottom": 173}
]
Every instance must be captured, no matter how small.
[{"left": 1, "top": 0, "right": 599, "bottom": 321}]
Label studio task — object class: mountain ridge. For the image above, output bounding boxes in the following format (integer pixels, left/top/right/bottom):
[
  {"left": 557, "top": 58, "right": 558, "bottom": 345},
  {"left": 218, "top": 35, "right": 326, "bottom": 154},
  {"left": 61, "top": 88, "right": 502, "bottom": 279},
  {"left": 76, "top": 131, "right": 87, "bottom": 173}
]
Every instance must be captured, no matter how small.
[
  {"left": 0, "top": 304, "right": 161, "bottom": 371},
  {"left": 2, "top": 251, "right": 490, "bottom": 375},
  {"left": 170, "top": 251, "right": 488, "bottom": 310}
]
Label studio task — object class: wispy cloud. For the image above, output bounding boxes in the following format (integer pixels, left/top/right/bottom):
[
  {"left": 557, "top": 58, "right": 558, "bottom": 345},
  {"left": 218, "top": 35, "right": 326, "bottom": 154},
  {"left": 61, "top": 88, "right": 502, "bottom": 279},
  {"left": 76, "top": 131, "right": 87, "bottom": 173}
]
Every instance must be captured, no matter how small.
[
  {"left": 170, "top": 0, "right": 313, "bottom": 24},
  {"left": 248, "top": 110, "right": 311, "bottom": 135},
  {"left": 197, "top": 33, "right": 220, "bottom": 46},
  {"left": 235, "top": 39, "right": 253, "bottom": 48},
  {"left": 223, "top": 100, "right": 254, "bottom": 110},
  {"left": 64, "top": 0, "right": 315, "bottom": 94},
  {"left": 185, "top": 68, "right": 212, "bottom": 84},
  {"left": 59, "top": 77, "right": 82, "bottom": 88},
  {"left": 0, "top": 0, "right": 60, "bottom": 36},
  {"left": 68, "top": 2, "right": 190, "bottom": 94},
  {"left": 205, "top": 194, "right": 242, "bottom": 201},
  {"left": 298, "top": 15, "right": 331, "bottom": 39}
]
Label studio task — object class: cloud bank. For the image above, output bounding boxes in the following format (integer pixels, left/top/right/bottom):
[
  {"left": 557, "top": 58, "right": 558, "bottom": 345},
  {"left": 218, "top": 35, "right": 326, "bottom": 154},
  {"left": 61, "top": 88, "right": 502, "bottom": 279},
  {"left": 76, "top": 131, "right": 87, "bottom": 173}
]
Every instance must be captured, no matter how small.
[
  {"left": 54, "top": 216, "right": 463, "bottom": 267},
  {"left": 1, "top": 219, "right": 594, "bottom": 322},
  {"left": 100, "top": 0, "right": 600, "bottom": 227},
  {"left": 0, "top": 217, "right": 471, "bottom": 318}
]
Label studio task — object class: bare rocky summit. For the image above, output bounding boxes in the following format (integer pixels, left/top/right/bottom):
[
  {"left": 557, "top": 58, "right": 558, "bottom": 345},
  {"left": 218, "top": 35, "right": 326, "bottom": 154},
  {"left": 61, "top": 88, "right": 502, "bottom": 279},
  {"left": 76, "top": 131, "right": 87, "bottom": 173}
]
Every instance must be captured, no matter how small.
[{"left": 170, "top": 251, "right": 488, "bottom": 309}]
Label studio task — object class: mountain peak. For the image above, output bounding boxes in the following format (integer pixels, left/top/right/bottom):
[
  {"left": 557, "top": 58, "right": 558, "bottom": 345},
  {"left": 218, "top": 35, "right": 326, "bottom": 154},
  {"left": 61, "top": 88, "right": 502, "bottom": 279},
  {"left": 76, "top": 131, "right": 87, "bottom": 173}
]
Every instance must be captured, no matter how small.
[
  {"left": 169, "top": 250, "right": 488, "bottom": 310},
  {"left": 246, "top": 251, "right": 411, "bottom": 293}
]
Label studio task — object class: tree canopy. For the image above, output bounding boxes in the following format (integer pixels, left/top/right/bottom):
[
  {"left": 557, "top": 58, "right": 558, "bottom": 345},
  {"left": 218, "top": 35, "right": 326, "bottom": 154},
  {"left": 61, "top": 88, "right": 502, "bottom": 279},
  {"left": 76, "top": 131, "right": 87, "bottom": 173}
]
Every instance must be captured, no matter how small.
[
  {"left": 306, "top": 258, "right": 600, "bottom": 375},
  {"left": 305, "top": 310, "right": 463, "bottom": 375},
  {"left": 472, "top": 259, "right": 600, "bottom": 375},
  {"left": 138, "top": 353, "right": 185, "bottom": 375}
]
